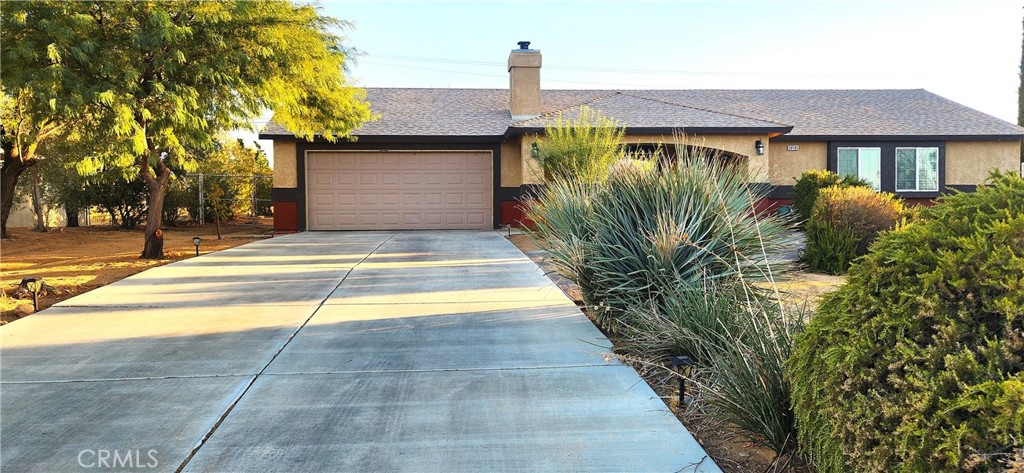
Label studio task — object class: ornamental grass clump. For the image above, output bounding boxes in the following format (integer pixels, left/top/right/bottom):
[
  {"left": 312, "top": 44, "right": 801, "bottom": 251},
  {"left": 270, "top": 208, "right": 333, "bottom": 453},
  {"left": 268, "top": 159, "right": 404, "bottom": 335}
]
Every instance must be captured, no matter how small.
[
  {"left": 621, "top": 279, "right": 804, "bottom": 456},
  {"left": 788, "top": 171, "right": 1024, "bottom": 472}
]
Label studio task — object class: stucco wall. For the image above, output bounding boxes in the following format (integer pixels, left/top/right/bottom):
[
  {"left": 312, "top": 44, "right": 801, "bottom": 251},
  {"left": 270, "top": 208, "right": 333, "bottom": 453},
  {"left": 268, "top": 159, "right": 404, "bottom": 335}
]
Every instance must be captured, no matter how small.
[
  {"left": 273, "top": 139, "right": 298, "bottom": 188},
  {"left": 945, "top": 140, "right": 1021, "bottom": 185},
  {"left": 500, "top": 140, "right": 522, "bottom": 187},
  {"left": 508, "top": 51, "right": 542, "bottom": 119},
  {"left": 520, "top": 134, "right": 544, "bottom": 185},
  {"left": 768, "top": 142, "right": 828, "bottom": 186}
]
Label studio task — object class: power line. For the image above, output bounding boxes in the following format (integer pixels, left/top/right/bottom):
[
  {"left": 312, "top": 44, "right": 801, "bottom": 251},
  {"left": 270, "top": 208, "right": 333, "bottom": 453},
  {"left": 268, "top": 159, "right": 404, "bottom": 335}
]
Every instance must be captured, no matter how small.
[
  {"left": 360, "top": 59, "right": 691, "bottom": 88},
  {"left": 367, "top": 53, "right": 905, "bottom": 79}
]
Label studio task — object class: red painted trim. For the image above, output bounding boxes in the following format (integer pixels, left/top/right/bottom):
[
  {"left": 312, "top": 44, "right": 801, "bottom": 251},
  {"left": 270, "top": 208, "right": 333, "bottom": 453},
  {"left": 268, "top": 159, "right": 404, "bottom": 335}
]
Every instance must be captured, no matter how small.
[{"left": 273, "top": 202, "right": 298, "bottom": 233}]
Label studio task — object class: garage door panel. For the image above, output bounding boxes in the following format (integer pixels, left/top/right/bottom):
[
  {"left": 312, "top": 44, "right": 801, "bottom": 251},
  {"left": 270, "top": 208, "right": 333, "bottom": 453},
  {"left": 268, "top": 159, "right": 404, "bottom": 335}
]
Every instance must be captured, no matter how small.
[
  {"left": 381, "top": 173, "right": 401, "bottom": 185},
  {"left": 306, "top": 151, "right": 492, "bottom": 230}
]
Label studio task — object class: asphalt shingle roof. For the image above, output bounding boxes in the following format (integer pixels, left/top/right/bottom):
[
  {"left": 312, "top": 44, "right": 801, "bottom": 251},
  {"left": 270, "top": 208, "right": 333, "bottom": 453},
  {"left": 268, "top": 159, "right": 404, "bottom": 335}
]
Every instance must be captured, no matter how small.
[{"left": 260, "top": 88, "right": 1024, "bottom": 139}]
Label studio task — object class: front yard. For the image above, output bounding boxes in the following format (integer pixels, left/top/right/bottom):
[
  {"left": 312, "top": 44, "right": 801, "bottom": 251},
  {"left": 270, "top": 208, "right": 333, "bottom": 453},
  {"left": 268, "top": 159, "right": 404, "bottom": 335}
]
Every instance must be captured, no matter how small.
[{"left": 1, "top": 222, "right": 272, "bottom": 324}]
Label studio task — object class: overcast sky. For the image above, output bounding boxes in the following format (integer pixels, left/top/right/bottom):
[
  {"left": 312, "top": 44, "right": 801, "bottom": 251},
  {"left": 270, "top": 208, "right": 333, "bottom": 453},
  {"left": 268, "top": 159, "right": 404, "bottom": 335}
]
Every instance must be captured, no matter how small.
[{"left": 246, "top": 0, "right": 1024, "bottom": 160}]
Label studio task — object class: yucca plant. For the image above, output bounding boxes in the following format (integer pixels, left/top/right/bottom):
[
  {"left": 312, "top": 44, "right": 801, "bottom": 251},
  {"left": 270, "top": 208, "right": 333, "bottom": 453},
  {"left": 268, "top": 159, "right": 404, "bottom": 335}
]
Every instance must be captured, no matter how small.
[
  {"left": 584, "top": 155, "right": 788, "bottom": 328},
  {"left": 523, "top": 180, "right": 601, "bottom": 305}
]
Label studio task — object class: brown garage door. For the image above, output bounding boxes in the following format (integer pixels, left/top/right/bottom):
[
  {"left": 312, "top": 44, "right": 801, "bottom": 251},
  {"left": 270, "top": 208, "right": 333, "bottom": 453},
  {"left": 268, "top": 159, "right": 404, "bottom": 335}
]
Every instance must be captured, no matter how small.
[{"left": 306, "top": 151, "right": 493, "bottom": 230}]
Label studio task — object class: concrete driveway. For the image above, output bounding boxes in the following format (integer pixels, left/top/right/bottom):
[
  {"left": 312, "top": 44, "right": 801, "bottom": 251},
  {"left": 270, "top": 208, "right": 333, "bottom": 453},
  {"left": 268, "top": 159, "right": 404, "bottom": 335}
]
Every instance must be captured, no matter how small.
[{"left": 1, "top": 231, "right": 719, "bottom": 472}]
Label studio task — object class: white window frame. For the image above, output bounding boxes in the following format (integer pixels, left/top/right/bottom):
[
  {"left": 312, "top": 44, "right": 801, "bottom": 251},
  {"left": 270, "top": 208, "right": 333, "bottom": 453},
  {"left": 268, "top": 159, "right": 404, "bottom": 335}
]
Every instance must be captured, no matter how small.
[
  {"left": 837, "top": 147, "right": 881, "bottom": 190},
  {"left": 895, "top": 147, "right": 939, "bottom": 192}
]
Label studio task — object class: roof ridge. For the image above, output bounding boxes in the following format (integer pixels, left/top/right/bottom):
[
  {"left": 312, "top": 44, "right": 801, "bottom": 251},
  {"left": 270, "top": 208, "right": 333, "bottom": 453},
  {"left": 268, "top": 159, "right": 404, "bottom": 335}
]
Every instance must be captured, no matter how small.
[
  {"left": 617, "top": 91, "right": 791, "bottom": 127},
  {"left": 510, "top": 90, "right": 626, "bottom": 126}
]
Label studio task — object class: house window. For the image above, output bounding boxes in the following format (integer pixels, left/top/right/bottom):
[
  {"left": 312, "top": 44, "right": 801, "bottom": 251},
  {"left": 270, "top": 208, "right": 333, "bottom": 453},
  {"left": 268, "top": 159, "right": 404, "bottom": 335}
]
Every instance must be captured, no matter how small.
[
  {"left": 837, "top": 147, "right": 881, "bottom": 190},
  {"left": 896, "top": 147, "right": 939, "bottom": 191}
]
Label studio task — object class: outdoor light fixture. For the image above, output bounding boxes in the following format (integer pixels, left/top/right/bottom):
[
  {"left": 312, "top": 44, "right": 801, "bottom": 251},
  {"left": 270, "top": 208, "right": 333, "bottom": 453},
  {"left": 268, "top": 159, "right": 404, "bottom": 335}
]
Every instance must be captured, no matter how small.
[
  {"left": 192, "top": 236, "right": 202, "bottom": 256},
  {"left": 668, "top": 355, "right": 698, "bottom": 407},
  {"left": 531, "top": 142, "right": 540, "bottom": 159},
  {"left": 755, "top": 139, "right": 765, "bottom": 156},
  {"left": 21, "top": 277, "right": 41, "bottom": 312}
]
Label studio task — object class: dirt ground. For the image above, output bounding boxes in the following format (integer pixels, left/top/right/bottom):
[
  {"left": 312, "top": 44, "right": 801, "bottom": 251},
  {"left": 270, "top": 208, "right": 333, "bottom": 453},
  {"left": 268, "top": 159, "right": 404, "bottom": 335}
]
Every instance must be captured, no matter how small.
[
  {"left": 508, "top": 232, "right": 840, "bottom": 472},
  {"left": 1, "top": 221, "right": 273, "bottom": 324}
]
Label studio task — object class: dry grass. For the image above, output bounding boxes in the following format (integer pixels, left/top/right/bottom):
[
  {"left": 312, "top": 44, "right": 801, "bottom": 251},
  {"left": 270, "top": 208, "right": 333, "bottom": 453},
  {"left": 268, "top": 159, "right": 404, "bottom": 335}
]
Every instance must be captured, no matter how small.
[{"left": 1, "top": 221, "right": 273, "bottom": 324}]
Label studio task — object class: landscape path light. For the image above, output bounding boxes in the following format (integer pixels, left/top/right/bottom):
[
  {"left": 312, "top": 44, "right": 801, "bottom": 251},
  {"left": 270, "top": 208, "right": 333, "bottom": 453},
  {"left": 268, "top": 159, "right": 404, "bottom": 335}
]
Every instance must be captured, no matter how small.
[
  {"left": 668, "top": 355, "right": 697, "bottom": 407},
  {"left": 192, "top": 236, "right": 202, "bottom": 257},
  {"left": 20, "top": 277, "right": 41, "bottom": 312}
]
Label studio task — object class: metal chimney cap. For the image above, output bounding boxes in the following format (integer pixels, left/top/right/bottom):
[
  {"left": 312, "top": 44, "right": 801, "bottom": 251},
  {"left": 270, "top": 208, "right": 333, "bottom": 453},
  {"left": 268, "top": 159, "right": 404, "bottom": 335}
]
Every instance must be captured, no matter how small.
[{"left": 517, "top": 41, "right": 531, "bottom": 50}]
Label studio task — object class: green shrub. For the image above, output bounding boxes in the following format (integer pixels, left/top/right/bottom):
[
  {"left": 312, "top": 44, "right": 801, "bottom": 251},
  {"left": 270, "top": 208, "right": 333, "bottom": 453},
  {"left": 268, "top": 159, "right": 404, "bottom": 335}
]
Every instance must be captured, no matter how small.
[
  {"left": 792, "top": 169, "right": 870, "bottom": 223},
  {"left": 804, "top": 185, "right": 904, "bottom": 274},
  {"left": 527, "top": 153, "right": 788, "bottom": 330},
  {"left": 788, "top": 171, "right": 1024, "bottom": 472},
  {"left": 803, "top": 219, "right": 858, "bottom": 275},
  {"left": 538, "top": 106, "right": 625, "bottom": 184}
]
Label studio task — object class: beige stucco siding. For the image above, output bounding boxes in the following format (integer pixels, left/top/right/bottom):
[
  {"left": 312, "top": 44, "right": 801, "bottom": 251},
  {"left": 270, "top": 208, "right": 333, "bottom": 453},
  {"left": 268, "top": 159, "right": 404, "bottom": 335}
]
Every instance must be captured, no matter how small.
[
  {"left": 500, "top": 140, "right": 522, "bottom": 187},
  {"left": 945, "top": 141, "right": 1020, "bottom": 185},
  {"left": 273, "top": 140, "right": 298, "bottom": 188},
  {"left": 768, "top": 142, "right": 828, "bottom": 186},
  {"left": 520, "top": 134, "right": 544, "bottom": 185}
]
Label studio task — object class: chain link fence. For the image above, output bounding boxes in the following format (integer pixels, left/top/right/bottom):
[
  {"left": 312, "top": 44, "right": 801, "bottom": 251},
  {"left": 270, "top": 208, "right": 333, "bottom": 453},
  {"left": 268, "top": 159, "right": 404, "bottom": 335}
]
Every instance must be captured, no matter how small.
[{"left": 164, "top": 173, "right": 272, "bottom": 224}]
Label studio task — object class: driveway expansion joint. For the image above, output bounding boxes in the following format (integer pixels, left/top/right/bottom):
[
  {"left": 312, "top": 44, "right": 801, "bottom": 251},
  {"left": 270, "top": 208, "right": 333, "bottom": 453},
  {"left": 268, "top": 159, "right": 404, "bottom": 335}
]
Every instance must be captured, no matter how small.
[
  {"left": 173, "top": 233, "right": 398, "bottom": 473},
  {"left": 260, "top": 363, "right": 618, "bottom": 377},
  {"left": 0, "top": 373, "right": 255, "bottom": 385}
]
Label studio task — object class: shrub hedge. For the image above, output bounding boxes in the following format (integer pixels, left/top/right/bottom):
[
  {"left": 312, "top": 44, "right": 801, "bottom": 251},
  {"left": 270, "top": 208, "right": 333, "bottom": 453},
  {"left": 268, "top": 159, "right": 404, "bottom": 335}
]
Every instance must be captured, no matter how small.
[
  {"left": 804, "top": 186, "right": 905, "bottom": 274},
  {"left": 788, "top": 171, "right": 1024, "bottom": 472},
  {"left": 792, "top": 170, "right": 870, "bottom": 223}
]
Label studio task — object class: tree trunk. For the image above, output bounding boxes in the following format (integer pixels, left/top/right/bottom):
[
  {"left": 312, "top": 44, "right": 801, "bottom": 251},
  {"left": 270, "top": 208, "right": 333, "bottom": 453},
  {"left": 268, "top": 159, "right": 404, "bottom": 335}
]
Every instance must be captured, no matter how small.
[
  {"left": 66, "top": 204, "right": 80, "bottom": 227},
  {"left": 139, "top": 152, "right": 172, "bottom": 259},
  {"left": 214, "top": 210, "right": 222, "bottom": 240},
  {"left": 0, "top": 157, "right": 30, "bottom": 239},
  {"left": 31, "top": 168, "right": 47, "bottom": 232}
]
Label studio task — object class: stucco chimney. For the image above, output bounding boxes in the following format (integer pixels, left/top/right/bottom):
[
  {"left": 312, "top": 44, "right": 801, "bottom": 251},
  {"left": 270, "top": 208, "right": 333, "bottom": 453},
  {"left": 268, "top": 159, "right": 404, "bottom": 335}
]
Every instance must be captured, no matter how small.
[{"left": 508, "top": 41, "right": 541, "bottom": 120}]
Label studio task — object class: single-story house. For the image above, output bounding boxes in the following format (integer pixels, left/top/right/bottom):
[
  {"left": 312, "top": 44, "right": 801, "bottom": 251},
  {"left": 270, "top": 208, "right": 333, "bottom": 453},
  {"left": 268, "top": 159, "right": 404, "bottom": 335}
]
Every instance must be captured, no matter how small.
[{"left": 261, "top": 42, "right": 1024, "bottom": 232}]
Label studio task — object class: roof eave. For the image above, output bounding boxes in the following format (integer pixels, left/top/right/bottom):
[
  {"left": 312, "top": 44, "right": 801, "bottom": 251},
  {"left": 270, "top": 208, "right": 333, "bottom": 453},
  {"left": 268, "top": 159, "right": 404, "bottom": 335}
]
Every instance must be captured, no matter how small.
[
  {"left": 504, "top": 125, "right": 794, "bottom": 139},
  {"left": 258, "top": 133, "right": 505, "bottom": 144},
  {"left": 774, "top": 133, "right": 1024, "bottom": 142}
]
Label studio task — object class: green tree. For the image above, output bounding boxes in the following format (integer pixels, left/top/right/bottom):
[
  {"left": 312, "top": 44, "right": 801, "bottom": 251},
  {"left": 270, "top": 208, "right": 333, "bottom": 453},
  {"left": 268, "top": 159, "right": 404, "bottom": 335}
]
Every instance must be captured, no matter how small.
[
  {"left": 197, "top": 139, "right": 273, "bottom": 219},
  {"left": 207, "top": 183, "right": 229, "bottom": 239},
  {"left": 0, "top": 90, "right": 65, "bottom": 238},
  {"left": 2, "top": 1, "right": 373, "bottom": 257}
]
